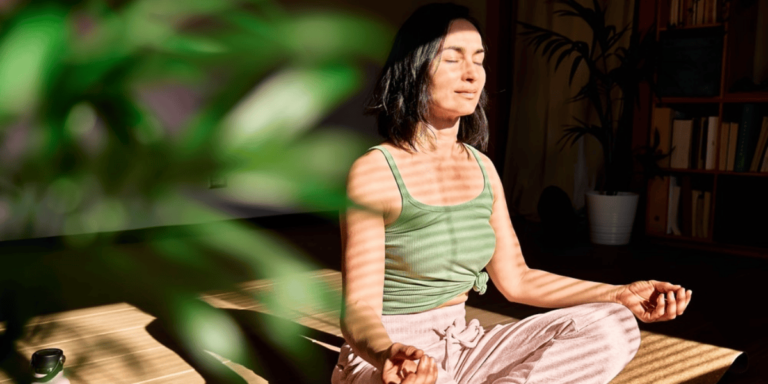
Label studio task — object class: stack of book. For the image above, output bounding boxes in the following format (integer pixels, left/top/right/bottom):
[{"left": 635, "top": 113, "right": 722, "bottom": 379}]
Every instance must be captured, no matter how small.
[
  {"left": 720, "top": 105, "right": 768, "bottom": 172},
  {"left": 654, "top": 108, "right": 719, "bottom": 170},
  {"left": 668, "top": 0, "right": 721, "bottom": 27},
  {"left": 666, "top": 176, "right": 712, "bottom": 238},
  {"left": 653, "top": 105, "right": 768, "bottom": 172}
]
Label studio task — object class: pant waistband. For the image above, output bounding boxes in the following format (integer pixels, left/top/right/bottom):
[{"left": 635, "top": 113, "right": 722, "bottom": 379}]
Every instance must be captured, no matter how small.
[{"left": 381, "top": 302, "right": 466, "bottom": 335}]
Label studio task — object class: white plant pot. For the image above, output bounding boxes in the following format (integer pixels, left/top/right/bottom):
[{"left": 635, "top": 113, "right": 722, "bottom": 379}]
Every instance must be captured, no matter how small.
[{"left": 585, "top": 191, "right": 639, "bottom": 245}]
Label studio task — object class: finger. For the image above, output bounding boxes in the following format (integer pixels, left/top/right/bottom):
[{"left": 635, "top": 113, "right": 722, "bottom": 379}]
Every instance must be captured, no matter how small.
[
  {"left": 382, "top": 368, "right": 401, "bottom": 384},
  {"left": 422, "top": 357, "right": 436, "bottom": 384},
  {"left": 665, "top": 291, "right": 677, "bottom": 320},
  {"left": 652, "top": 280, "right": 681, "bottom": 292},
  {"left": 417, "top": 356, "right": 428, "bottom": 371},
  {"left": 401, "top": 360, "right": 418, "bottom": 376},
  {"left": 412, "top": 357, "right": 429, "bottom": 384},
  {"left": 394, "top": 346, "right": 423, "bottom": 361},
  {"left": 652, "top": 290, "right": 665, "bottom": 320},
  {"left": 676, "top": 287, "right": 687, "bottom": 315},
  {"left": 684, "top": 289, "right": 692, "bottom": 311}
]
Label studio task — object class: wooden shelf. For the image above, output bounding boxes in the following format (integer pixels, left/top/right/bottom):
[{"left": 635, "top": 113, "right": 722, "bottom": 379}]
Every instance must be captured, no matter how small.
[
  {"left": 716, "top": 171, "right": 768, "bottom": 177},
  {"left": 656, "top": 96, "right": 721, "bottom": 104},
  {"left": 659, "top": 168, "right": 718, "bottom": 174},
  {"left": 722, "top": 93, "right": 768, "bottom": 103},
  {"left": 644, "top": 0, "right": 768, "bottom": 258},
  {"left": 659, "top": 22, "right": 724, "bottom": 31}
]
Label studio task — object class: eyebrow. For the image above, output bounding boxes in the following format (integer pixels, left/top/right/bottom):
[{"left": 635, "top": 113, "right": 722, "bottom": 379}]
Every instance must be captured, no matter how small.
[{"left": 443, "top": 46, "right": 485, "bottom": 55}]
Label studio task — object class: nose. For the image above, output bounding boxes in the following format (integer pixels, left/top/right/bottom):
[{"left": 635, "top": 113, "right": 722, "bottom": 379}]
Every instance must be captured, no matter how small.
[{"left": 462, "top": 60, "right": 481, "bottom": 84}]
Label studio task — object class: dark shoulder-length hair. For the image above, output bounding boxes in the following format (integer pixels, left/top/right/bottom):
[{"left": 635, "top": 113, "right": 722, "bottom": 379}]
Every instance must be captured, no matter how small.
[{"left": 365, "top": 3, "right": 489, "bottom": 153}]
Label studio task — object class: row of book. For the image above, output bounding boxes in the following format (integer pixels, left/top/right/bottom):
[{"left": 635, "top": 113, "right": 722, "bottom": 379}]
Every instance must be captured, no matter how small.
[
  {"left": 666, "top": 176, "right": 711, "bottom": 238},
  {"left": 668, "top": 0, "right": 721, "bottom": 27},
  {"left": 654, "top": 105, "right": 768, "bottom": 172}
]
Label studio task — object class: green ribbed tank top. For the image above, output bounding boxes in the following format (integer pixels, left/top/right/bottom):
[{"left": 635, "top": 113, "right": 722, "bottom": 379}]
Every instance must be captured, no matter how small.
[{"left": 369, "top": 143, "right": 497, "bottom": 315}]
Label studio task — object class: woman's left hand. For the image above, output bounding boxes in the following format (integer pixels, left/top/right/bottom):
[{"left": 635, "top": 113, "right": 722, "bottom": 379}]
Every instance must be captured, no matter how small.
[{"left": 615, "top": 280, "right": 692, "bottom": 323}]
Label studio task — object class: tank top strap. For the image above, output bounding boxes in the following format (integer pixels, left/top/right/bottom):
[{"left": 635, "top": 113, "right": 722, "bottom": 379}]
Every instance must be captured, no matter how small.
[
  {"left": 368, "top": 145, "right": 411, "bottom": 199},
  {"left": 462, "top": 143, "right": 493, "bottom": 195}
]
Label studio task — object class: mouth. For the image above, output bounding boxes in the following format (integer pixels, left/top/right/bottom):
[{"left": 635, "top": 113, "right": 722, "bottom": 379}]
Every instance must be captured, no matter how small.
[{"left": 455, "top": 91, "right": 477, "bottom": 99}]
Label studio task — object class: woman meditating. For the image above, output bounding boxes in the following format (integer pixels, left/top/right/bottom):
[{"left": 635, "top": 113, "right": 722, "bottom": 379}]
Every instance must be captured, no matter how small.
[{"left": 335, "top": 4, "right": 692, "bottom": 384}]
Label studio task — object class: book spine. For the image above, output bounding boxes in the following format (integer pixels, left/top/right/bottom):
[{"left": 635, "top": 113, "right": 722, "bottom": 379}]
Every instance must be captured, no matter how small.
[
  {"left": 671, "top": 118, "right": 694, "bottom": 169},
  {"left": 751, "top": 117, "right": 768, "bottom": 172},
  {"left": 734, "top": 104, "right": 757, "bottom": 172},
  {"left": 702, "top": 191, "right": 711, "bottom": 238},
  {"left": 727, "top": 122, "right": 739, "bottom": 171},
  {"left": 705, "top": 116, "right": 718, "bottom": 170},
  {"left": 696, "top": 191, "right": 705, "bottom": 237},
  {"left": 671, "top": 0, "right": 679, "bottom": 26},
  {"left": 691, "top": 117, "right": 702, "bottom": 169},
  {"left": 718, "top": 121, "right": 730, "bottom": 170},
  {"left": 698, "top": 0, "right": 704, "bottom": 25},
  {"left": 761, "top": 134, "right": 768, "bottom": 171},
  {"left": 699, "top": 117, "right": 708, "bottom": 169}
]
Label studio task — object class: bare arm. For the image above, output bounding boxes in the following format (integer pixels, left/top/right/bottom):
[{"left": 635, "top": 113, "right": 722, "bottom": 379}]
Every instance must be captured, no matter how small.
[
  {"left": 480, "top": 155, "right": 621, "bottom": 308},
  {"left": 339, "top": 150, "right": 394, "bottom": 371}
]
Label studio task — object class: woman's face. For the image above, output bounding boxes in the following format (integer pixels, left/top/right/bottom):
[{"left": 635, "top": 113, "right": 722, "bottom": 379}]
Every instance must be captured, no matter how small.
[{"left": 429, "top": 19, "right": 486, "bottom": 122}]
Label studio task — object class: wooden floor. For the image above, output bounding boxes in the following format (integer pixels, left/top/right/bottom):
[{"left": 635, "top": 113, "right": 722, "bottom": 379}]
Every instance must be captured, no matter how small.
[
  {"left": 0, "top": 213, "right": 764, "bottom": 383},
  {"left": 0, "top": 268, "right": 745, "bottom": 384}
]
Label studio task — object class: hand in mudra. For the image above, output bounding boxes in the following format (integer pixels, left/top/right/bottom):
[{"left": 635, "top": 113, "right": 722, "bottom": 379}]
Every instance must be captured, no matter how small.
[
  {"left": 617, "top": 280, "right": 692, "bottom": 323},
  {"left": 381, "top": 343, "right": 438, "bottom": 384}
]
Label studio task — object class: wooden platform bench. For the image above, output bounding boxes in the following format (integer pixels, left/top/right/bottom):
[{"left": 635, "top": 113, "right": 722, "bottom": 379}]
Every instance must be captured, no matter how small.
[{"left": 0, "top": 269, "right": 744, "bottom": 383}]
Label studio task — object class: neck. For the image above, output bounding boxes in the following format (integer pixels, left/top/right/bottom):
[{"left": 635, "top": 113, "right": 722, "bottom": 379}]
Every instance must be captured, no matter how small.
[{"left": 417, "top": 117, "right": 461, "bottom": 159}]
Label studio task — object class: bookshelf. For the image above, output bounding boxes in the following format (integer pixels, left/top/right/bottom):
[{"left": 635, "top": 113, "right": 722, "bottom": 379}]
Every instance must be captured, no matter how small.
[{"left": 645, "top": 0, "right": 768, "bottom": 258}]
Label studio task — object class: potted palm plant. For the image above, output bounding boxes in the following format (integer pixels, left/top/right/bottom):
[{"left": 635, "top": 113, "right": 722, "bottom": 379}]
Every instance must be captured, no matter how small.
[{"left": 518, "top": 0, "right": 657, "bottom": 245}]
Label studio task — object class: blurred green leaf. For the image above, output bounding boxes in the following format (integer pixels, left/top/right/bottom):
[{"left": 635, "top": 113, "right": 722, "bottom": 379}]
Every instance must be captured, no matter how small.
[
  {"left": 0, "top": 5, "right": 67, "bottom": 120},
  {"left": 0, "top": 0, "right": 393, "bottom": 381}
]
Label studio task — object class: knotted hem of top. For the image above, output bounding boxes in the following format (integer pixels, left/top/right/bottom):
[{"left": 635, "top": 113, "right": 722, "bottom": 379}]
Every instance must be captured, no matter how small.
[{"left": 472, "top": 271, "right": 489, "bottom": 295}]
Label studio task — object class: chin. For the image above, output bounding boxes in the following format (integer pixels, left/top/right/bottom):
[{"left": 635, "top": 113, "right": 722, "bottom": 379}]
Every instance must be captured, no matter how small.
[{"left": 458, "top": 106, "right": 478, "bottom": 116}]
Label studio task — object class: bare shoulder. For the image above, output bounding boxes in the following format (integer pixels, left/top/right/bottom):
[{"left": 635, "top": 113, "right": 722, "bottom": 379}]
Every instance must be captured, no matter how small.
[
  {"left": 471, "top": 148, "right": 505, "bottom": 200},
  {"left": 346, "top": 146, "right": 398, "bottom": 214},
  {"left": 473, "top": 148, "right": 501, "bottom": 182}
]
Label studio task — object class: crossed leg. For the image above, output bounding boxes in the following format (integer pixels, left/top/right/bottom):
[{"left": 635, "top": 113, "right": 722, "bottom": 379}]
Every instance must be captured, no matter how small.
[{"left": 333, "top": 302, "right": 640, "bottom": 384}]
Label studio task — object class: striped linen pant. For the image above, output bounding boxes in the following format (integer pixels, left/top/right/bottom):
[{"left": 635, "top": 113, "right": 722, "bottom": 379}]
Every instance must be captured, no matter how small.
[{"left": 332, "top": 302, "right": 641, "bottom": 384}]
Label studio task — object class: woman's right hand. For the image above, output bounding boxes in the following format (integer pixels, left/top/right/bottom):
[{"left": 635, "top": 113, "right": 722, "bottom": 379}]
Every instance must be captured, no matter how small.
[{"left": 380, "top": 343, "right": 438, "bottom": 384}]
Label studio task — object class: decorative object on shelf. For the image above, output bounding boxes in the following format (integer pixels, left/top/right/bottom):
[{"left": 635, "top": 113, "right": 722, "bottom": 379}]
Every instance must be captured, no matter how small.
[{"left": 518, "top": 0, "right": 658, "bottom": 244}]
